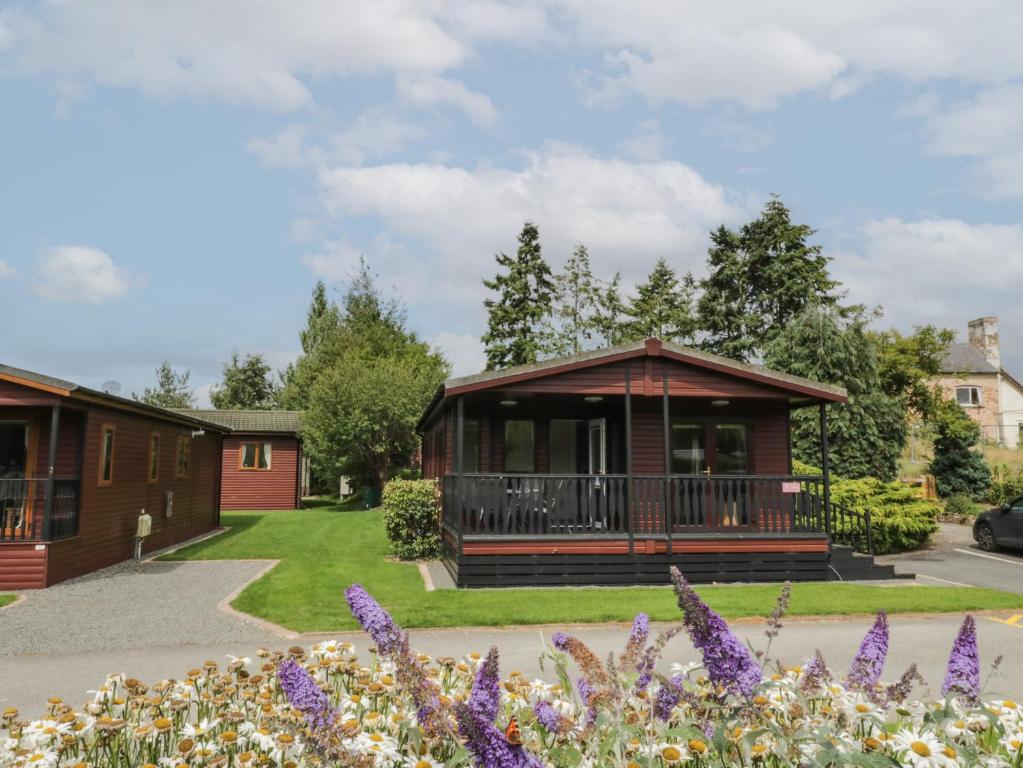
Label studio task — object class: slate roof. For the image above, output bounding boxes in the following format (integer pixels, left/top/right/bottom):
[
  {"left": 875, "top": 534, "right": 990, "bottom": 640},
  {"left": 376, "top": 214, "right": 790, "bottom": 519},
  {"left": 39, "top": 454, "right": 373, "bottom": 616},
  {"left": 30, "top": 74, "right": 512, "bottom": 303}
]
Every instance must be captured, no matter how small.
[
  {"left": 176, "top": 409, "right": 302, "bottom": 434},
  {"left": 940, "top": 344, "right": 999, "bottom": 374}
]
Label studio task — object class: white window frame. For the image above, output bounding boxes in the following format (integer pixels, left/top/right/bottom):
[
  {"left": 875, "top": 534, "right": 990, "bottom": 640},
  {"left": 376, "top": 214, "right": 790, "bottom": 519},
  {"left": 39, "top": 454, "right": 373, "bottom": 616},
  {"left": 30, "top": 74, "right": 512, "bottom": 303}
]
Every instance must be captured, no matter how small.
[{"left": 956, "top": 385, "right": 982, "bottom": 407}]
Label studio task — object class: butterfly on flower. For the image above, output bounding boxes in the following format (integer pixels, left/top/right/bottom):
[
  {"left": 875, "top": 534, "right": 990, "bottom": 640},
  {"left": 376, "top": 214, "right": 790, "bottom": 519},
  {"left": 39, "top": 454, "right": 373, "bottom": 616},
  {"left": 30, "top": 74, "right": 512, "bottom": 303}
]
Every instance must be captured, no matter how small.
[{"left": 504, "top": 717, "right": 523, "bottom": 745}]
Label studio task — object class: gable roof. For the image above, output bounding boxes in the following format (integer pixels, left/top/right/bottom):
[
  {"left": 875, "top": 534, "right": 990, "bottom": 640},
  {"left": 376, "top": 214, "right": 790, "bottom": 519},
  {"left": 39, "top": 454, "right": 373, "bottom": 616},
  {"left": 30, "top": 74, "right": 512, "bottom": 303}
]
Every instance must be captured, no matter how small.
[
  {"left": 940, "top": 343, "right": 999, "bottom": 374},
  {"left": 176, "top": 409, "right": 302, "bottom": 434},
  {"left": 419, "top": 338, "right": 847, "bottom": 430},
  {"left": 0, "top": 362, "right": 228, "bottom": 431}
]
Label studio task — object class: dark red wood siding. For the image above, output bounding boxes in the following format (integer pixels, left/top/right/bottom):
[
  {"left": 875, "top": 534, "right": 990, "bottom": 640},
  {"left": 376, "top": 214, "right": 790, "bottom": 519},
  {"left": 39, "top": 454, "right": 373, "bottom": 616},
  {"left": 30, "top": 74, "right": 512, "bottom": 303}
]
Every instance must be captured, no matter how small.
[
  {"left": 0, "top": 544, "right": 47, "bottom": 590},
  {"left": 219, "top": 434, "right": 300, "bottom": 510}
]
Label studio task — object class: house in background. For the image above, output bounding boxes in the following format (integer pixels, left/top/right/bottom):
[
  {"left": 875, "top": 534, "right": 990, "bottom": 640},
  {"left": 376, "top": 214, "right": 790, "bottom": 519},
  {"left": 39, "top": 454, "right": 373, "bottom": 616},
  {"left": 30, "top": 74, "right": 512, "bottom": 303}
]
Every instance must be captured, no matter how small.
[
  {"left": 937, "top": 317, "right": 1023, "bottom": 448},
  {"left": 0, "top": 364, "right": 227, "bottom": 590},
  {"left": 179, "top": 410, "right": 305, "bottom": 510},
  {"left": 419, "top": 338, "right": 895, "bottom": 588}
]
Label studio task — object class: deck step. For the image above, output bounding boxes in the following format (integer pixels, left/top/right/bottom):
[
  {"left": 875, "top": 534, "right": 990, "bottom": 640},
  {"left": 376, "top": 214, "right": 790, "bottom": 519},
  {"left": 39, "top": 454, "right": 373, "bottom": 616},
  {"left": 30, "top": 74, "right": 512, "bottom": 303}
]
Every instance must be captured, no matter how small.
[{"left": 828, "top": 545, "right": 911, "bottom": 581}]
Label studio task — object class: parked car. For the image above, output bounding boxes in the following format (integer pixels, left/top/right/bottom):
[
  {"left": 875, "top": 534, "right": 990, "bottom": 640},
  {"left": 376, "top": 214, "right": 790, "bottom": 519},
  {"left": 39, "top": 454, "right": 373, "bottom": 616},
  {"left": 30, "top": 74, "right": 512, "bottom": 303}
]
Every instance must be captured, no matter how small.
[{"left": 973, "top": 496, "right": 1023, "bottom": 551}]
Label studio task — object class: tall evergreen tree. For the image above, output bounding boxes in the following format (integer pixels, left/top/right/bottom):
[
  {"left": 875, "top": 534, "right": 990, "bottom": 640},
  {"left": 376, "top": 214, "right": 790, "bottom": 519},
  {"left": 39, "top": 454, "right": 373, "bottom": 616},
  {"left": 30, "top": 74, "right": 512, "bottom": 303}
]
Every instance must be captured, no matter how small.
[
  {"left": 765, "top": 307, "right": 907, "bottom": 481},
  {"left": 279, "top": 281, "right": 342, "bottom": 409},
  {"left": 300, "top": 280, "right": 341, "bottom": 355},
  {"left": 134, "top": 361, "right": 195, "bottom": 409},
  {"left": 210, "top": 353, "right": 279, "bottom": 410},
  {"left": 625, "top": 258, "right": 697, "bottom": 343},
  {"left": 592, "top": 272, "right": 628, "bottom": 347},
  {"left": 481, "top": 221, "right": 556, "bottom": 369},
  {"left": 929, "top": 401, "right": 992, "bottom": 499},
  {"left": 552, "top": 243, "right": 600, "bottom": 355},
  {"left": 699, "top": 197, "right": 844, "bottom": 361}
]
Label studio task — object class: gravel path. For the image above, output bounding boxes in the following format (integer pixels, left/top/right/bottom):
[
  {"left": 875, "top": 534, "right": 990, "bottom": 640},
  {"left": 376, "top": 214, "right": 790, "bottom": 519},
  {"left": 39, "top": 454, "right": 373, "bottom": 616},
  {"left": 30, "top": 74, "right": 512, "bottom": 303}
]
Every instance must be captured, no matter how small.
[{"left": 0, "top": 559, "right": 284, "bottom": 655}]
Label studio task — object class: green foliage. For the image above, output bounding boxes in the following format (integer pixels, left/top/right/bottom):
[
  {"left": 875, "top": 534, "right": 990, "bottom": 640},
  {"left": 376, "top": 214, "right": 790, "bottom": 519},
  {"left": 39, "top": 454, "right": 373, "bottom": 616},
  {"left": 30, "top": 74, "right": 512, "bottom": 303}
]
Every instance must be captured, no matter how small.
[
  {"left": 989, "top": 463, "right": 1023, "bottom": 504},
  {"left": 210, "top": 352, "right": 279, "bottom": 409},
  {"left": 871, "top": 325, "right": 956, "bottom": 423},
  {"left": 623, "top": 258, "right": 697, "bottom": 343},
  {"left": 766, "top": 307, "right": 907, "bottom": 481},
  {"left": 929, "top": 402, "right": 992, "bottom": 499},
  {"left": 551, "top": 244, "right": 601, "bottom": 355},
  {"left": 382, "top": 478, "right": 441, "bottom": 560},
  {"left": 942, "top": 493, "right": 978, "bottom": 521},
  {"left": 698, "top": 197, "right": 845, "bottom": 362},
  {"left": 592, "top": 272, "right": 628, "bottom": 347},
  {"left": 482, "top": 221, "right": 556, "bottom": 369},
  {"left": 133, "top": 361, "right": 195, "bottom": 409},
  {"left": 279, "top": 280, "right": 343, "bottom": 409}
]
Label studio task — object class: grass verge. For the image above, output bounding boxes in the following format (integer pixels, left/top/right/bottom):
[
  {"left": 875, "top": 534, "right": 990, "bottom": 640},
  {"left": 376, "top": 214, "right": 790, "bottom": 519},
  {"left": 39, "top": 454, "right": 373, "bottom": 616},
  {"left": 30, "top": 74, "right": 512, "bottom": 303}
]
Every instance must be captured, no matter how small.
[
  {"left": 0, "top": 594, "right": 17, "bottom": 609},
  {"left": 160, "top": 504, "right": 1023, "bottom": 633}
]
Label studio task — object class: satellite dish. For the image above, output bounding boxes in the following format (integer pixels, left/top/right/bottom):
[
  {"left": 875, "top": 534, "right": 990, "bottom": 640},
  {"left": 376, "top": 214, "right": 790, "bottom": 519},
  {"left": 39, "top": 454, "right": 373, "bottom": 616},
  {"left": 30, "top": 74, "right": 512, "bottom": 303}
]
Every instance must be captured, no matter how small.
[{"left": 101, "top": 380, "right": 122, "bottom": 396}]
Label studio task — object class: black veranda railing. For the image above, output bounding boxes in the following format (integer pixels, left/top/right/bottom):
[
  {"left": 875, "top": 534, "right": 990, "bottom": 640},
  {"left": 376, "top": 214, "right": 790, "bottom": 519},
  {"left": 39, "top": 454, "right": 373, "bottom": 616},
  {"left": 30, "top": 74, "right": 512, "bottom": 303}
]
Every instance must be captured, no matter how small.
[
  {"left": 441, "top": 473, "right": 872, "bottom": 546},
  {"left": 0, "top": 478, "right": 80, "bottom": 542}
]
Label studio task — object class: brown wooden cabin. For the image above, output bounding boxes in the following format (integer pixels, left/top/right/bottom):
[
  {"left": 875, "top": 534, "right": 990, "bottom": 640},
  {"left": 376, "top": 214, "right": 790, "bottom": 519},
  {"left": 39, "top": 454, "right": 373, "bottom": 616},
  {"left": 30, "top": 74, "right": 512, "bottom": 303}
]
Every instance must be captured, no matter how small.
[
  {"left": 0, "top": 363, "right": 228, "bottom": 590},
  {"left": 179, "top": 410, "right": 305, "bottom": 510},
  {"left": 419, "top": 338, "right": 880, "bottom": 588}
]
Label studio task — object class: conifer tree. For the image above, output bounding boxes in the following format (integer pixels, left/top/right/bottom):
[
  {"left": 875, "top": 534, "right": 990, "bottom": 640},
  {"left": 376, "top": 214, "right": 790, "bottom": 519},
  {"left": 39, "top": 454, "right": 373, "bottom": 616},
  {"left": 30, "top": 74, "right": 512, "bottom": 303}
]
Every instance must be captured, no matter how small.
[
  {"left": 593, "top": 272, "right": 628, "bottom": 347},
  {"left": 481, "top": 222, "right": 556, "bottom": 369},
  {"left": 134, "top": 361, "right": 195, "bottom": 409},
  {"left": 552, "top": 243, "right": 600, "bottom": 355},
  {"left": 210, "top": 353, "right": 279, "bottom": 410},
  {"left": 624, "top": 258, "right": 697, "bottom": 343}
]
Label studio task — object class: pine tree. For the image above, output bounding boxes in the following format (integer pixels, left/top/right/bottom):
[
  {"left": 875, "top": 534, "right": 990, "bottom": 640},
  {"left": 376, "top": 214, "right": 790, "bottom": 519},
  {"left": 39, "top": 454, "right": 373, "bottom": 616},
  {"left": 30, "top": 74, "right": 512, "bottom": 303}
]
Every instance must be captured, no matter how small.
[
  {"left": 624, "top": 258, "right": 697, "bottom": 343},
  {"left": 481, "top": 221, "right": 556, "bottom": 369},
  {"left": 929, "top": 401, "right": 992, "bottom": 499},
  {"left": 593, "top": 272, "right": 628, "bottom": 347},
  {"left": 134, "top": 361, "right": 195, "bottom": 409},
  {"left": 210, "top": 352, "right": 279, "bottom": 410},
  {"left": 699, "top": 197, "right": 845, "bottom": 362},
  {"left": 300, "top": 280, "right": 340, "bottom": 355},
  {"left": 552, "top": 244, "right": 600, "bottom": 355}
]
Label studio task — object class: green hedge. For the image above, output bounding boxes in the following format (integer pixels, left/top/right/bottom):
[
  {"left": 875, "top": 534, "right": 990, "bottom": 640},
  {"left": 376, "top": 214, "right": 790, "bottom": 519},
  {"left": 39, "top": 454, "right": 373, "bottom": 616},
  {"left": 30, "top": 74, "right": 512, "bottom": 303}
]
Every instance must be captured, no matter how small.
[
  {"left": 989, "top": 463, "right": 1023, "bottom": 504},
  {"left": 794, "top": 460, "right": 939, "bottom": 554},
  {"left": 382, "top": 479, "right": 441, "bottom": 560}
]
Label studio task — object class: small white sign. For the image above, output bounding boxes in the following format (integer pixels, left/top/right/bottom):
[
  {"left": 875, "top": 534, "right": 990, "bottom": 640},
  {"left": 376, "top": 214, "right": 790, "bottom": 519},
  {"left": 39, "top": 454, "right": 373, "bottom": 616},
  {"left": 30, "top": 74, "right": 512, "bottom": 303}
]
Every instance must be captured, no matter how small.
[
  {"left": 781, "top": 482, "right": 801, "bottom": 494},
  {"left": 34, "top": 544, "right": 46, "bottom": 551}
]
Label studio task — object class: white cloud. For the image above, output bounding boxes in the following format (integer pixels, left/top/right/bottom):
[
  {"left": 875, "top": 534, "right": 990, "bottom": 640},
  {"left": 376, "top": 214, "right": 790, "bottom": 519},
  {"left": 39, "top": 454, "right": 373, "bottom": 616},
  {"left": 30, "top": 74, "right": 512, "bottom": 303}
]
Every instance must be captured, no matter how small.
[
  {"left": 0, "top": 260, "right": 14, "bottom": 279},
  {"left": 833, "top": 217, "right": 1023, "bottom": 367},
  {"left": 246, "top": 124, "right": 324, "bottom": 169},
  {"left": 617, "top": 120, "right": 667, "bottom": 161},
  {"left": 396, "top": 75, "right": 498, "bottom": 126},
  {"left": 316, "top": 143, "right": 746, "bottom": 297},
  {"left": 925, "top": 82, "right": 1023, "bottom": 198},
  {"left": 33, "top": 245, "right": 135, "bottom": 304},
  {"left": 330, "top": 108, "right": 428, "bottom": 165},
  {"left": 430, "top": 332, "right": 486, "bottom": 376}
]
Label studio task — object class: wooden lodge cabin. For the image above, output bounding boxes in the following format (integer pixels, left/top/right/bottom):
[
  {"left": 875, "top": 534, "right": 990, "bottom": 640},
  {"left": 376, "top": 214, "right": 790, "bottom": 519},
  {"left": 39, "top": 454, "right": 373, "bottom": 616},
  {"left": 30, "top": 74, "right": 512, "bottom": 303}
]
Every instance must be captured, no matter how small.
[
  {"left": 179, "top": 410, "right": 305, "bottom": 510},
  {"left": 419, "top": 338, "right": 895, "bottom": 587},
  {"left": 0, "top": 363, "right": 228, "bottom": 590}
]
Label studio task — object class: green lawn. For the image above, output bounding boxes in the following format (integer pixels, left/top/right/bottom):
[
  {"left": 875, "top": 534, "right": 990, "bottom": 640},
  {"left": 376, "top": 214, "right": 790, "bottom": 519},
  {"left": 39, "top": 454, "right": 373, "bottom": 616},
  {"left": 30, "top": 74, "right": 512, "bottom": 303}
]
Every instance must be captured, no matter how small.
[
  {"left": 161, "top": 503, "right": 1023, "bottom": 633},
  {"left": 0, "top": 594, "right": 16, "bottom": 609}
]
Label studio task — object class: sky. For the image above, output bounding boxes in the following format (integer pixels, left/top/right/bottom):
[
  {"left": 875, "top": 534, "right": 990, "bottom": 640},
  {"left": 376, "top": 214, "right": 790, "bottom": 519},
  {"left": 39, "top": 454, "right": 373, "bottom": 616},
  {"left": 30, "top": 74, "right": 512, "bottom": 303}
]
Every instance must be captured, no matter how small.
[{"left": 2, "top": 1, "right": 1022, "bottom": 405}]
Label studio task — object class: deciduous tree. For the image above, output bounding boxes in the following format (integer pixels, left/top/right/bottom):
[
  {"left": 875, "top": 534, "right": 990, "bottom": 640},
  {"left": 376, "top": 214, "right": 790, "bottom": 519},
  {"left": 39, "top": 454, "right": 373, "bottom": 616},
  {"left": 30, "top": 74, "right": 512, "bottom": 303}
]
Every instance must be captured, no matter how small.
[
  {"left": 134, "top": 361, "right": 195, "bottom": 409},
  {"left": 210, "top": 352, "right": 279, "bottom": 410}
]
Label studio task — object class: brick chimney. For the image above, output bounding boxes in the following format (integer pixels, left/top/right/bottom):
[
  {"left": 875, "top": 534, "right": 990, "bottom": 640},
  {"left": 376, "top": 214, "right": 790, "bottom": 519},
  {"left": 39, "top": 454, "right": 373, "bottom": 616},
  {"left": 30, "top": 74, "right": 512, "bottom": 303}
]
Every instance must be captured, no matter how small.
[{"left": 968, "top": 316, "right": 1000, "bottom": 369}]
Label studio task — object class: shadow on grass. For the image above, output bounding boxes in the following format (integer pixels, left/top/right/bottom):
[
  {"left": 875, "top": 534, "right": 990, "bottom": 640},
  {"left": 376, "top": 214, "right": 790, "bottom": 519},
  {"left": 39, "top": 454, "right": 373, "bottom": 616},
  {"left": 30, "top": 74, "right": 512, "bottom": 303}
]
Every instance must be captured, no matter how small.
[
  {"left": 302, "top": 496, "right": 366, "bottom": 512},
  {"left": 158, "top": 515, "right": 264, "bottom": 560}
]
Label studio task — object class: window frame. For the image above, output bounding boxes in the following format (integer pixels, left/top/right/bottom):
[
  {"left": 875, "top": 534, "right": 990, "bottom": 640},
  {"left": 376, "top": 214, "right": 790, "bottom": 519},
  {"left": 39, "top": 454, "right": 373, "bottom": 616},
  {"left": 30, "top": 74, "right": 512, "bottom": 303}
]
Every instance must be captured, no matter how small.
[
  {"left": 175, "top": 435, "right": 191, "bottom": 479},
  {"left": 239, "top": 441, "right": 273, "bottom": 472},
  {"left": 461, "top": 420, "right": 480, "bottom": 474},
  {"left": 956, "top": 385, "right": 982, "bottom": 407},
  {"left": 668, "top": 417, "right": 753, "bottom": 476},
  {"left": 148, "top": 432, "right": 161, "bottom": 483},
  {"left": 98, "top": 423, "right": 116, "bottom": 486}
]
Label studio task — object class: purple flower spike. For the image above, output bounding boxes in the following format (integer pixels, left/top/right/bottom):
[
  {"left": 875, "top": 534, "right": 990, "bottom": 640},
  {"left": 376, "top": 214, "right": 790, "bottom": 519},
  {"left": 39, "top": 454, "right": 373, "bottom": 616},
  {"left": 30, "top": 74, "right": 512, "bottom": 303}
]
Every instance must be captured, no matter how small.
[
  {"left": 551, "top": 632, "right": 569, "bottom": 651},
  {"left": 533, "top": 700, "right": 564, "bottom": 733},
  {"left": 277, "top": 659, "right": 335, "bottom": 730},
  {"left": 454, "top": 702, "right": 544, "bottom": 768},
  {"left": 344, "top": 584, "right": 405, "bottom": 655},
  {"left": 630, "top": 614, "right": 649, "bottom": 645},
  {"left": 469, "top": 647, "right": 501, "bottom": 721},
  {"left": 847, "top": 611, "right": 889, "bottom": 693},
  {"left": 653, "top": 676, "right": 683, "bottom": 721},
  {"left": 670, "top": 567, "right": 762, "bottom": 698},
  {"left": 942, "top": 616, "right": 981, "bottom": 704}
]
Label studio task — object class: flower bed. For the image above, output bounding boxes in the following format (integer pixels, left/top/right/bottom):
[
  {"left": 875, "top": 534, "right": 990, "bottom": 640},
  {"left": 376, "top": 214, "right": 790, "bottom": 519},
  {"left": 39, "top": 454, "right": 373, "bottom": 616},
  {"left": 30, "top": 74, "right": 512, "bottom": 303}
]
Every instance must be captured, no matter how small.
[{"left": 2, "top": 570, "right": 1021, "bottom": 768}]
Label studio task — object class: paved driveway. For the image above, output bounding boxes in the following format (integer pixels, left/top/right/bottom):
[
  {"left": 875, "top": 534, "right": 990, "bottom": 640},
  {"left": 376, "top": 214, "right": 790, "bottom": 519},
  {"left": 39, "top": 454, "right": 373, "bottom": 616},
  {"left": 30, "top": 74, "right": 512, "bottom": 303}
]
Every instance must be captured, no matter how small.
[{"left": 879, "top": 522, "right": 1023, "bottom": 593}]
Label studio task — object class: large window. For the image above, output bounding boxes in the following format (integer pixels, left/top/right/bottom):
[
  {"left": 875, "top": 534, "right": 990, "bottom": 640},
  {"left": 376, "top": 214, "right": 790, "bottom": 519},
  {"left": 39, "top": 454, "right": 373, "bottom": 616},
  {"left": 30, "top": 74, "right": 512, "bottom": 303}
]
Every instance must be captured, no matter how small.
[
  {"left": 550, "top": 419, "right": 583, "bottom": 474},
  {"left": 176, "top": 436, "right": 191, "bottom": 479},
  {"left": 714, "top": 424, "right": 749, "bottom": 475},
  {"left": 0, "top": 422, "right": 28, "bottom": 479},
  {"left": 240, "top": 442, "right": 272, "bottom": 471},
  {"left": 956, "top": 386, "right": 982, "bottom": 406},
  {"left": 148, "top": 433, "right": 160, "bottom": 482},
  {"left": 504, "top": 420, "right": 535, "bottom": 473},
  {"left": 460, "top": 420, "right": 480, "bottom": 473},
  {"left": 671, "top": 423, "right": 706, "bottom": 474},
  {"left": 98, "top": 424, "right": 115, "bottom": 485}
]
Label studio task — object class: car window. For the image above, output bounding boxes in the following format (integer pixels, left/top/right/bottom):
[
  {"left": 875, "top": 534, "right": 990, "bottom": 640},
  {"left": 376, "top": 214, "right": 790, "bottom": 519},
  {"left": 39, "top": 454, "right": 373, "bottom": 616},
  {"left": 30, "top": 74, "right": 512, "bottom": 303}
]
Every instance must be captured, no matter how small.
[{"left": 1011, "top": 497, "right": 1023, "bottom": 512}]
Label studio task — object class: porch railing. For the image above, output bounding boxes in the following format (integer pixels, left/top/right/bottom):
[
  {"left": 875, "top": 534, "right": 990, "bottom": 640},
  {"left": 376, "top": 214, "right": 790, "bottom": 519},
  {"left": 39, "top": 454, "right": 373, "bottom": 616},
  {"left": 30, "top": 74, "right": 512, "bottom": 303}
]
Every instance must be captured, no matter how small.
[{"left": 0, "top": 478, "right": 80, "bottom": 543}]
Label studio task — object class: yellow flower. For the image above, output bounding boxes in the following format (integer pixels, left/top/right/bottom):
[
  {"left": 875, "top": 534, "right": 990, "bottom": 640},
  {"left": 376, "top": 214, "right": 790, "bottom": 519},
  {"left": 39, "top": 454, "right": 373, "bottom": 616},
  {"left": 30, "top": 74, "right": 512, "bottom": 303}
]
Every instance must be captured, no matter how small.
[
  {"left": 910, "top": 741, "right": 931, "bottom": 757},
  {"left": 688, "top": 739, "right": 707, "bottom": 754},
  {"left": 661, "top": 745, "right": 682, "bottom": 764}
]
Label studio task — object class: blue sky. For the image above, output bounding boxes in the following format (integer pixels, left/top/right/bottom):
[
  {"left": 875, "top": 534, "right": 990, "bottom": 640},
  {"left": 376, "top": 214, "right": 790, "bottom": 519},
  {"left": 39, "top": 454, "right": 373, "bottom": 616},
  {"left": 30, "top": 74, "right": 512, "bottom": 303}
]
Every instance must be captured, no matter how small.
[{"left": 2, "top": 1, "right": 1022, "bottom": 403}]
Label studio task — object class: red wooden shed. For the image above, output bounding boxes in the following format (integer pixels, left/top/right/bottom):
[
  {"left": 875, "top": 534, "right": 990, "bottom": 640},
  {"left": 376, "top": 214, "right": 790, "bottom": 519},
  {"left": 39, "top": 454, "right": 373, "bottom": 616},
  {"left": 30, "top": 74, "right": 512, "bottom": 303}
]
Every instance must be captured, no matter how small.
[
  {"left": 0, "top": 363, "right": 227, "bottom": 589},
  {"left": 181, "top": 411, "right": 304, "bottom": 510},
  {"left": 419, "top": 338, "right": 893, "bottom": 587}
]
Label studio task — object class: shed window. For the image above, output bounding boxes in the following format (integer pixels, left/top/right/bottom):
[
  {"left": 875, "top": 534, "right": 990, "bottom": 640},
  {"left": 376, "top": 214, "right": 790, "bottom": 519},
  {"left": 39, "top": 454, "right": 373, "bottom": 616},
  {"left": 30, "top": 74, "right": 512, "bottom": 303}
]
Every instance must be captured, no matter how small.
[
  {"left": 956, "top": 386, "right": 982, "bottom": 406},
  {"left": 504, "top": 420, "right": 535, "bottom": 473},
  {"left": 148, "top": 433, "right": 160, "bottom": 482},
  {"left": 240, "top": 442, "right": 272, "bottom": 470},
  {"left": 176, "top": 436, "right": 191, "bottom": 478},
  {"left": 98, "top": 425, "right": 115, "bottom": 485}
]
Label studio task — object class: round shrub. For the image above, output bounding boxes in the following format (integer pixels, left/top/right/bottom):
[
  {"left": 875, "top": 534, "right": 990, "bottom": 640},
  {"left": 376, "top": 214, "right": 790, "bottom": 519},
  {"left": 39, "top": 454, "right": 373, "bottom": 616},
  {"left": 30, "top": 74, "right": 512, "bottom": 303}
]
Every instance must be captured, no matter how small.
[
  {"left": 942, "top": 492, "right": 977, "bottom": 523},
  {"left": 829, "top": 477, "right": 939, "bottom": 554},
  {"left": 382, "top": 478, "right": 440, "bottom": 560}
]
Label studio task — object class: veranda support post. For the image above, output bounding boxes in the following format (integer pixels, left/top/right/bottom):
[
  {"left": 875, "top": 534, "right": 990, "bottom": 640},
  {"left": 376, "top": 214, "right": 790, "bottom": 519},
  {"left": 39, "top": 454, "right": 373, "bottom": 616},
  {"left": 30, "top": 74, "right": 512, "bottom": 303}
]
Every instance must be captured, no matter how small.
[
  {"left": 43, "top": 403, "right": 61, "bottom": 540},
  {"left": 662, "top": 365, "right": 672, "bottom": 554},
  {"left": 625, "top": 363, "right": 633, "bottom": 554},
  {"left": 819, "top": 402, "right": 832, "bottom": 539}
]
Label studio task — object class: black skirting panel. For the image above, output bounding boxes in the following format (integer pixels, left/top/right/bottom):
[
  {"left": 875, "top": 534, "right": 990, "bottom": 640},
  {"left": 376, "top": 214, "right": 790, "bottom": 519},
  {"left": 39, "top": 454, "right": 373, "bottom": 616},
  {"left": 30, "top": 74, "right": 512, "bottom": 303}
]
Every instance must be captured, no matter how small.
[{"left": 444, "top": 549, "right": 830, "bottom": 588}]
